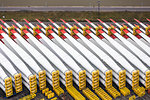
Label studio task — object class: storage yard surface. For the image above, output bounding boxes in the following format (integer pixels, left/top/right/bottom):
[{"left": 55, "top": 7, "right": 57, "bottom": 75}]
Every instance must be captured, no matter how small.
[
  {"left": 0, "top": 82, "right": 150, "bottom": 100},
  {"left": 1, "top": 0, "right": 150, "bottom": 6}
]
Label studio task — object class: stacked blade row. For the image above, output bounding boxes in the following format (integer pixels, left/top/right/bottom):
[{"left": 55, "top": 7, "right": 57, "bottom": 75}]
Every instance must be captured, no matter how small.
[{"left": 0, "top": 18, "right": 150, "bottom": 100}]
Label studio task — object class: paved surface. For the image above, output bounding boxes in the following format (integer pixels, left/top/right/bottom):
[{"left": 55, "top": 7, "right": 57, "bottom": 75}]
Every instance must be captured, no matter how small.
[
  {"left": 0, "top": 6, "right": 150, "bottom": 12},
  {"left": 1, "top": 0, "right": 150, "bottom": 6}
]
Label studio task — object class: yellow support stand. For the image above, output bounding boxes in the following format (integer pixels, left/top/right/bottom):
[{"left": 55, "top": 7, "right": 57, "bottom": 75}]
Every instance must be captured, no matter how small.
[
  {"left": 82, "top": 26, "right": 90, "bottom": 36},
  {"left": 45, "top": 90, "right": 52, "bottom": 96},
  {"left": 45, "top": 26, "right": 52, "bottom": 36},
  {"left": 0, "top": 25, "right": 2, "bottom": 30},
  {"left": 20, "top": 26, "right": 27, "bottom": 36},
  {"left": 145, "top": 25, "right": 150, "bottom": 35},
  {"left": 82, "top": 88, "right": 99, "bottom": 100},
  {"left": 120, "top": 25, "right": 128, "bottom": 36},
  {"left": 95, "top": 25, "right": 103, "bottom": 36},
  {"left": 92, "top": 70, "right": 99, "bottom": 90},
  {"left": 65, "top": 71, "right": 73, "bottom": 88},
  {"left": 79, "top": 70, "right": 86, "bottom": 90},
  {"left": 95, "top": 87, "right": 112, "bottom": 100},
  {"left": 66, "top": 71, "right": 85, "bottom": 100},
  {"left": 39, "top": 70, "right": 46, "bottom": 90},
  {"left": 33, "top": 26, "right": 40, "bottom": 36},
  {"left": 133, "top": 25, "right": 140, "bottom": 35},
  {"left": 145, "top": 70, "right": 150, "bottom": 90},
  {"left": 58, "top": 26, "right": 65, "bottom": 36},
  {"left": 90, "top": 69, "right": 113, "bottom": 100},
  {"left": 108, "top": 26, "right": 115, "bottom": 36},
  {"left": 52, "top": 70, "right": 64, "bottom": 96},
  {"left": 14, "top": 73, "right": 22, "bottom": 93},
  {"left": 129, "top": 95, "right": 136, "bottom": 100},
  {"left": 66, "top": 86, "right": 85, "bottom": 100},
  {"left": 105, "top": 70, "right": 121, "bottom": 98},
  {"left": 119, "top": 70, "right": 130, "bottom": 96},
  {"left": 70, "top": 26, "right": 78, "bottom": 36},
  {"left": 29, "top": 75, "right": 37, "bottom": 94},
  {"left": 47, "top": 92, "right": 55, "bottom": 99},
  {"left": 42, "top": 88, "right": 49, "bottom": 94},
  {"left": 132, "top": 70, "right": 145, "bottom": 97},
  {"left": 5, "top": 77, "right": 13, "bottom": 97},
  {"left": 31, "top": 93, "right": 36, "bottom": 99},
  {"left": 133, "top": 86, "right": 145, "bottom": 97},
  {"left": 120, "top": 87, "right": 130, "bottom": 96},
  {"left": 8, "top": 26, "right": 15, "bottom": 37},
  {"left": 19, "top": 93, "right": 36, "bottom": 100}
]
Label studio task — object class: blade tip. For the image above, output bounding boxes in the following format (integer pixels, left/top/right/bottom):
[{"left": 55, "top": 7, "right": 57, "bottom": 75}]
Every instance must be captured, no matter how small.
[{"left": 48, "top": 19, "right": 54, "bottom": 23}]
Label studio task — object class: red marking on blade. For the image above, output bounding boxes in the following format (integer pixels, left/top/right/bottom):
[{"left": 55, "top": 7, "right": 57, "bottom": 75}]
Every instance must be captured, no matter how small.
[
  {"left": 85, "top": 24, "right": 91, "bottom": 29},
  {"left": 111, "top": 35, "right": 117, "bottom": 39},
  {"left": 73, "top": 24, "right": 79, "bottom": 29},
  {"left": 122, "top": 19, "right": 129, "bottom": 23},
  {"left": 48, "top": 19, "right": 54, "bottom": 23},
  {"left": 73, "top": 30, "right": 79, "bottom": 34},
  {"left": 11, "top": 19, "right": 17, "bottom": 23},
  {"left": 36, "top": 35, "right": 41, "bottom": 39},
  {"left": 13, "top": 24, "right": 18, "bottom": 28},
  {"left": 35, "top": 30, "right": 41, "bottom": 34},
  {"left": 98, "top": 30, "right": 104, "bottom": 34},
  {"left": 134, "top": 19, "right": 141, "bottom": 23},
  {"left": 98, "top": 35, "right": 104, "bottom": 39},
  {"left": 23, "top": 35, "right": 29, "bottom": 39},
  {"left": 0, "top": 30, "right": 4, "bottom": 33},
  {"left": 0, "top": 35, "right": 4, "bottom": 39},
  {"left": 86, "top": 35, "right": 91, "bottom": 39},
  {"left": 36, "top": 19, "right": 42, "bottom": 23},
  {"left": 36, "top": 24, "right": 42, "bottom": 29},
  {"left": 86, "top": 30, "right": 91, "bottom": 34},
  {"left": 111, "top": 30, "right": 116, "bottom": 34},
  {"left": 48, "top": 24, "right": 54, "bottom": 29},
  {"left": 72, "top": 19, "right": 79, "bottom": 23},
  {"left": 123, "top": 35, "right": 129, "bottom": 39},
  {"left": 85, "top": 19, "right": 92, "bottom": 23},
  {"left": 73, "top": 35, "right": 79, "bottom": 39},
  {"left": 136, "top": 35, "right": 142, "bottom": 39},
  {"left": 60, "top": 30, "right": 66, "bottom": 34},
  {"left": 0, "top": 19, "right": 5, "bottom": 23},
  {"left": 134, "top": 24, "right": 137, "bottom": 26},
  {"left": 123, "top": 30, "right": 129, "bottom": 34},
  {"left": 48, "top": 30, "right": 54, "bottom": 34},
  {"left": 11, "top": 30, "right": 17, "bottom": 33},
  {"left": 60, "top": 35, "right": 67, "bottom": 39},
  {"left": 24, "top": 19, "right": 30, "bottom": 23},
  {"left": 148, "top": 35, "right": 150, "bottom": 37},
  {"left": 146, "top": 18, "right": 150, "bottom": 22},
  {"left": 61, "top": 25, "right": 67, "bottom": 29},
  {"left": 0, "top": 24, "right": 6, "bottom": 29},
  {"left": 48, "top": 35, "right": 54, "bottom": 39},
  {"left": 110, "top": 19, "right": 116, "bottom": 23},
  {"left": 23, "top": 30, "right": 29, "bottom": 34},
  {"left": 136, "top": 30, "right": 142, "bottom": 34},
  {"left": 97, "top": 19, "right": 104, "bottom": 23},
  {"left": 24, "top": 24, "right": 30, "bottom": 29},
  {"left": 60, "top": 19, "right": 67, "bottom": 23},
  {"left": 11, "top": 35, "right": 16, "bottom": 39}
]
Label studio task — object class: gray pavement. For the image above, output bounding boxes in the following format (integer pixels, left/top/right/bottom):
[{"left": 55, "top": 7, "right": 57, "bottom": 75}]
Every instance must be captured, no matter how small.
[{"left": 0, "top": 6, "right": 150, "bottom": 12}]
